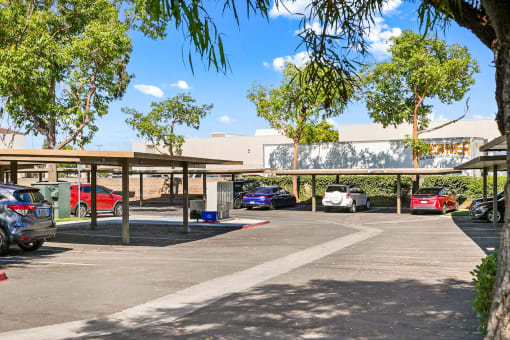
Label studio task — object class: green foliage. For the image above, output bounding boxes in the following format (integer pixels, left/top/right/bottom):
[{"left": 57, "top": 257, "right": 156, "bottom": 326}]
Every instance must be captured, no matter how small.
[
  {"left": 466, "top": 177, "right": 507, "bottom": 200},
  {"left": 247, "top": 62, "right": 348, "bottom": 143},
  {"left": 422, "top": 176, "right": 475, "bottom": 202},
  {"left": 0, "top": 0, "right": 132, "bottom": 149},
  {"left": 403, "top": 135, "right": 430, "bottom": 155},
  {"left": 123, "top": 93, "right": 212, "bottom": 155},
  {"left": 300, "top": 120, "right": 339, "bottom": 144},
  {"left": 362, "top": 30, "right": 478, "bottom": 163},
  {"left": 471, "top": 252, "right": 498, "bottom": 335}
]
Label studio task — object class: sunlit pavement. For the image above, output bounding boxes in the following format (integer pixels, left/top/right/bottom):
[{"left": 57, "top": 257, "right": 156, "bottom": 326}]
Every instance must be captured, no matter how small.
[{"left": 0, "top": 207, "right": 500, "bottom": 339}]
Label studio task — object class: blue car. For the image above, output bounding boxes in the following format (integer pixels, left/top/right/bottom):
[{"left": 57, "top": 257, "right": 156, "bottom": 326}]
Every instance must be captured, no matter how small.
[{"left": 242, "top": 186, "right": 296, "bottom": 210}]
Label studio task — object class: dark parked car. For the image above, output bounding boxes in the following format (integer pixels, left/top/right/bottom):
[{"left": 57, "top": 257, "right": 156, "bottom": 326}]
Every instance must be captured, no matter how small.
[
  {"left": 469, "top": 190, "right": 504, "bottom": 213},
  {"left": 0, "top": 184, "right": 56, "bottom": 256},
  {"left": 410, "top": 187, "right": 458, "bottom": 214},
  {"left": 470, "top": 197, "right": 505, "bottom": 223},
  {"left": 233, "top": 180, "right": 260, "bottom": 209},
  {"left": 242, "top": 186, "right": 296, "bottom": 209}
]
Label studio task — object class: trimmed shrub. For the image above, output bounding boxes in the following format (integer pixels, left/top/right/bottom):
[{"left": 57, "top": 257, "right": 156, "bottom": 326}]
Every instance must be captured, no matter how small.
[
  {"left": 471, "top": 252, "right": 498, "bottom": 335},
  {"left": 466, "top": 177, "right": 506, "bottom": 200}
]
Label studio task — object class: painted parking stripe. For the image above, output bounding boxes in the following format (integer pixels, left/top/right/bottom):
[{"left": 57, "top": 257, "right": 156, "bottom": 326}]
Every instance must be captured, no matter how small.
[
  {"left": 0, "top": 223, "right": 382, "bottom": 340},
  {"left": 57, "top": 232, "right": 194, "bottom": 241},
  {"left": 0, "top": 259, "right": 96, "bottom": 266}
]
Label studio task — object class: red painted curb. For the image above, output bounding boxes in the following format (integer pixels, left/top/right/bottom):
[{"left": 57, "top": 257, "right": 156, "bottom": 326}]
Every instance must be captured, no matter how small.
[
  {"left": 241, "top": 220, "right": 270, "bottom": 229},
  {"left": 0, "top": 270, "right": 7, "bottom": 282}
]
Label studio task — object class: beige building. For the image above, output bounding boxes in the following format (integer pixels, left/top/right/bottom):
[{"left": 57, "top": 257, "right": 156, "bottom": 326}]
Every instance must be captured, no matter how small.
[{"left": 132, "top": 119, "right": 500, "bottom": 170}]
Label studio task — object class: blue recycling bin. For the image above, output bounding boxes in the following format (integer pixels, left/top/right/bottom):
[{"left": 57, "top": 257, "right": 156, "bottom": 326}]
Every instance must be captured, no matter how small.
[{"left": 201, "top": 211, "right": 217, "bottom": 222}]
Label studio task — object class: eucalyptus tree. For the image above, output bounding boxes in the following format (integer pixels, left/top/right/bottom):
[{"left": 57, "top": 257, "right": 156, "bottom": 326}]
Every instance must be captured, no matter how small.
[
  {"left": 247, "top": 62, "right": 347, "bottom": 199},
  {"left": 363, "top": 30, "right": 478, "bottom": 168}
]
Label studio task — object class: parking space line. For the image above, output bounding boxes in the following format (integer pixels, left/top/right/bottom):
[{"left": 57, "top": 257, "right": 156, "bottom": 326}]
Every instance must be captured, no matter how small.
[
  {"left": 0, "top": 259, "right": 96, "bottom": 266},
  {"left": 57, "top": 232, "right": 195, "bottom": 241}
]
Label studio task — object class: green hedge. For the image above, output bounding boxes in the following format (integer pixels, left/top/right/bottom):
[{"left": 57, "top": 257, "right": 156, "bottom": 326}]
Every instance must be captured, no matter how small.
[
  {"left": 471, "top": 252, "right": 498, "bottom": 335},
  {"left": 246, "top": 175, "right": 507, "bottom": 206}
]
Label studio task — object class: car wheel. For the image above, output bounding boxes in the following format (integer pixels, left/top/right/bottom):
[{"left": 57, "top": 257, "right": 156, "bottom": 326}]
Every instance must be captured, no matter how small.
[
  {"left": 246, "top": 206, "right": 253, "bottom": 210},
  {"left": 365, "top": 199, "right": 371, "bottom": 210},
  {"left": 488, "top": 209, "right": 502, "bottom": 223},
  {"left": 349, "top": 201, "right": 356, "bottom": 213},
  {"left": 441, "top": 204, "right": 447, "bottom": 215},
  {"left": 233, "top": 197, "right": 242, "bottom": 209},
  {"left": 113, "top": 203, "right": 123, "bottom": 217},
  {"left": 324, "top": 206, "right": 330, "bottom": 212},
  {"left": 411, "top": 210, "right": 416, "bottom": 215},
  {"left": 269, "top": 201, "right": 275, "bottom": 210},
  {"left": 0, "top": 228, "right": 9, "bottom": 256},
  {"left": 76, "top": 203, "right": 88, "bottom": 217},
  {"left": 18, "top": 240, "right": 44, "bottom": 252}
]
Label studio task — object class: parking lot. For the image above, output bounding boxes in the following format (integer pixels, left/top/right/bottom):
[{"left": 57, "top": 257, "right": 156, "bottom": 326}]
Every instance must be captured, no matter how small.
[{"left": 0, "top": 204, "right": 501, "bottom": 339}]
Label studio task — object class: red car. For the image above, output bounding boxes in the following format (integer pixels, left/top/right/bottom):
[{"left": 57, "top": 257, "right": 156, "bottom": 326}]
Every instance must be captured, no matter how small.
[
  {"left": 70, "top": 184, "right": 123, "bottom": 217},
  {"left": 411, "top": 187, "right": 458, "bottom": 214}
]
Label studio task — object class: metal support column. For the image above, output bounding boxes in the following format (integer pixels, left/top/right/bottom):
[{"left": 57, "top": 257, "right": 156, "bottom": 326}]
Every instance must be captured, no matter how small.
[
  {"left": 91, "top": 165, "right": 97, "bottom": 230},
  {"left": 311, "top": 174, "right": 316, "bottom": 213},
  {"left": 231, "top": 173, "right": 235, "bottom": 181},
  {"left": 493, "top": 166, "right": 498, "bottom": 226},
  {"left": 483, "top": 167, "right": 488, "bottom": 202},
  {"left": 10, "top": 161, "right": 17, "bottom": 185},
  {"left": 139, "top": 173, "right": 143, "bottom": 207},
  {"left": 39, "top": 172, "right": 43, "bottom": 182},
  {"left": 183, "top": 163, "right": 190, "bottom": 233},
  {"left": 336, "top": 174, "right": 340, "bottom": 184},
  {"left": 0, "top": 167, "right": 4, "bottom": 183},
  {"left": 87, "top": 171, "right": 91, "bottom": 183},
  {"left": 122, "top": 160, "right": 130, "bottom": 245},
  {"left": 397, "top": 174, "right": 401, "bottom": 215}
]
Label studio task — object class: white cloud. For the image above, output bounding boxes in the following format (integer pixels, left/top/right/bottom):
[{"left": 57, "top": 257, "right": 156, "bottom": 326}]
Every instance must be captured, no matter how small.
[
  {"left": 269, "top": 0, "right": 311, "bottom": 18},
  {"left": 325, "top": 118, "right": 341, "bottom": 129},
  {"left": 272, "top": 51, "right": 310, "bottom": 71},
  {"left": 262, "top": 61, "right": 270, "bottom": 68},
  {"left": 366, "top": 17, "right": 402, "bottom": 60},
  {"left": 218, "top": 115, "right": 235, "bottom": 124},
  {"left": 381, "top": 0, "right": 403, "bottom": 15},
  {"left": 428, "top": 112, "right": 447, "bottom": 121},
  {"left": 133, "top": 84, "right": 164, "bottom": 98},
  {"left": 171, "top": 80, "right": 191, "bottom": 90}
]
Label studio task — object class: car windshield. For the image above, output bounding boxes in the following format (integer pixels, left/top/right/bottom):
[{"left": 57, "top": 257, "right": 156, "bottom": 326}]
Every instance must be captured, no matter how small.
[
  {"left": 13, "top": 190, "right": 45, "bottom": 203},
  {"left": 326, "top": 185, "right": 347, "bottom": 193},
  {"left": 415, "top": 188, "right": 441, "bottom": 195},
  {"left": 252, "top": 187, "right": 272, "bottom": 194}
]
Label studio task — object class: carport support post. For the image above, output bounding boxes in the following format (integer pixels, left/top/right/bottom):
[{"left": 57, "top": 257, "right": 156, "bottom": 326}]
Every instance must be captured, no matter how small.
[
  {"left": 38, "top": 172, "right": 43, "bottom": 182},
  {"left": 202, "top": 173, "right": 207, "bottom": 201},
  {"left": 311, "top": 174, "right": 316, "bottom": 213},
  {"left": 10, "top": 161, "right": 17, "bottom": 185},
  {"left": 231, "top": 173, "right": 235, "bottom": 181},
  {"left": 122, "top": 160, "right": 130, "bottom": 245},
  {"left": 335, "top": 174, "right": 339, "bottom": 184},
  {"left": 483, "top": 167, "right": 488, "bottom": 202},
  {"left": 396, "top": 174, "right": 401, "bottom": 215},
  {"left": 139, "top": 173, "right": 143, "bottom": 207},
  {"left": 91, "top": 165, "right": 97, "bottom": 230},
  {"left": 493, "top": 166, "right": 498, "bottom": 226},
  {"left": 183, "top": 163, "right": 190, "bottom": 233}
]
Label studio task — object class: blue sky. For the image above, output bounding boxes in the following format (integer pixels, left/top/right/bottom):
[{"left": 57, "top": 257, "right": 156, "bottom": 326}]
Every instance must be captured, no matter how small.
[{"left": 26, "top": 0, "right": 497, "bottom": 150}]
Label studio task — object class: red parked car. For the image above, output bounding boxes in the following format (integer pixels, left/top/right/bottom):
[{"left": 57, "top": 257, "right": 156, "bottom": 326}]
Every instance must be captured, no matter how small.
[
  {"left": 70, "top": 184, "right": 123, "bottom": 217},
  {"left": 411, "top": 187, "right": 458, "bottom": 214}
]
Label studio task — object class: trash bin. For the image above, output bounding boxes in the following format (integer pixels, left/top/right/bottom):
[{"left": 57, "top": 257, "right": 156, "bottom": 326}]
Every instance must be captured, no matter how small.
[
  {"left": 31, "top": 182, "right": 71, "bottom": 219},
  {"left": 190, "top": 199, "right": 205, "bottom": 221}
]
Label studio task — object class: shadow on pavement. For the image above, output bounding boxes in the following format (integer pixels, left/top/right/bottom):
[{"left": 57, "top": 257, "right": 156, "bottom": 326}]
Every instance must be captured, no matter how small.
[
  {"left": 73, "top": 278, "right": 481, "bottom": 339},
  {"left": 0, "top": 245, "right": 73, "bottom": 270},
  {"left": 451, "top": 216, "right": 501, "bottom": 255}
]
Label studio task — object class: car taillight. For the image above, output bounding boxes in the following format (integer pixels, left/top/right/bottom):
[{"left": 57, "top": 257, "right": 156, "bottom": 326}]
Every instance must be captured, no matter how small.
[
  {"left": 260, "top": 196, "right": 267, "bottom": 199},
  {"left": 346, "top": 193, "right": 350, "bottom": 198},
  {"left": 323, "top": 193, "right": 325, "bottom": 198},
  {"left": 9, "top": 204, "right": 37, "bottom": 216}
]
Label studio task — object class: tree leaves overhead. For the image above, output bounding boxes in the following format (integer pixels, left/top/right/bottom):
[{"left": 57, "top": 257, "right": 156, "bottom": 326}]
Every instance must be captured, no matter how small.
[{"left": 122, "top": 93, "right": 212, "bottom": 155}]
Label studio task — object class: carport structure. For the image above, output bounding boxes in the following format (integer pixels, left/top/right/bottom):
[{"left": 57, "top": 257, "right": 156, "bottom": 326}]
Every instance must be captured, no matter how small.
[
  {"left": 0, "top": 149, "right": 241, "bottom": 244},
  {"left": 455, "top": 136, "right": 507, "bottom": 226},
  {"left": 268, "top": 168, "right": 461, "bottom": 214}
]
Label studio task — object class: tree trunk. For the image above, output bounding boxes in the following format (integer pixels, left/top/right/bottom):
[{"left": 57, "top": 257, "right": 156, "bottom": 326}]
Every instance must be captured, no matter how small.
[
  {"left": 292, "top": 138, "right": 299, "bottom": 200},
  {"left": 412, "top": 101, "right": 419, "bottom": 169},
  {"left": 486, "top": 38, "right": 510, "bottom": 340},
  {"left": 46, "top": 132, "right": 57, "bottom": 182}
]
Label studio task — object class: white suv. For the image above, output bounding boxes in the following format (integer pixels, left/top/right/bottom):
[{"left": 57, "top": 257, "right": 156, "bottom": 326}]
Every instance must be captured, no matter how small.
[{"left": 322, "top": 184, "right": 371, "bottom": 212}]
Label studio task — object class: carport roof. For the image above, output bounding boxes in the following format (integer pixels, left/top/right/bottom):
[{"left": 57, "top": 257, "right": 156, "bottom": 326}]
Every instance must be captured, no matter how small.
[
  {"left": 266, "top": 168, "right": 461, "bottom": 175},
  {"left": 14, "top": 167, "right": 272, "bottom": 175},
  {"left": 454, "top": 155, "right": 506, "bottom": 171},
  {"left": 0, "top": 149, "right": 242, "bottom": 168},
  {"left": 479, "top": 135, "right": 506, "bottom": 152}
]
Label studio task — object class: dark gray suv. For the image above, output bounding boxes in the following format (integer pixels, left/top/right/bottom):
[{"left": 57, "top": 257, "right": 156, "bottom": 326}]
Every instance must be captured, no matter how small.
[{"left": 0, "top": 184, "right": 56, "bottom": 255}]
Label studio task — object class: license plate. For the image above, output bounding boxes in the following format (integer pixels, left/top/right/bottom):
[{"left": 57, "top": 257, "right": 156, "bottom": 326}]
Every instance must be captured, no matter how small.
[
  {"left": 39, "top": 209, "right": 49, "bottom": 217},
  {"left": 421, "top": 200, "right": 427, "bottom": 204},
  {"left": 250, "top": 201, "right": 255, "bottom": 204}
]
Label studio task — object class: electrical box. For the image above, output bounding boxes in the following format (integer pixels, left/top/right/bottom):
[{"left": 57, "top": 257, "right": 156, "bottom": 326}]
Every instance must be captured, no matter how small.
[
  {"left": 205, "top": 181, "right": 233, "bottom": 220},
  {"left": 31, "top": 182, "right": 71, "bottom": 219}
]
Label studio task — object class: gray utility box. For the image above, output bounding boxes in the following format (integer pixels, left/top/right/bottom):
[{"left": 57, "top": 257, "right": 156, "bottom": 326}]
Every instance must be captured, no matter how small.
[
  {"left": 206, "top": 181, "right": 233, "bottom": 220},
  {"left": 32, "top": 182, "right": 71, "bottom": 219},
  {"left": 190, "top": 199, "right": 205, "bottom": 220}
]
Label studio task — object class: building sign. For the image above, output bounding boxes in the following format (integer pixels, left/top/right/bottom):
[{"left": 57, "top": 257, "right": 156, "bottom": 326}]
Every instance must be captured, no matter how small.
[{"left": 264, "top": 137, "right": 485, "bottom": 171}]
